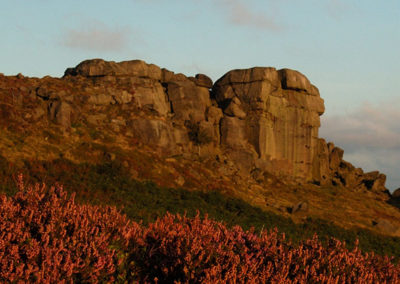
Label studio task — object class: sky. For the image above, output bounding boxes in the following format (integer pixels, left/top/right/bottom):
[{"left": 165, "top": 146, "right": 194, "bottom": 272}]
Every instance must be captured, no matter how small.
[{"left": 1, "top": 0, "right": 399, "bottom": 190}]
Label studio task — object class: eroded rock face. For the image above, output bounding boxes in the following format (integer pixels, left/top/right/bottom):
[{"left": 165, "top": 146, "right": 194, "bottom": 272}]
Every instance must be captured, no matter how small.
[
  {"left": 213, "top": 67, "right": 324, "bottom": 181},
  {"left": 313, "top": 140, "right": 387, "bottom": 192},
  {"left": 0, "top": 58, "right": 387, "bottom": 193}
]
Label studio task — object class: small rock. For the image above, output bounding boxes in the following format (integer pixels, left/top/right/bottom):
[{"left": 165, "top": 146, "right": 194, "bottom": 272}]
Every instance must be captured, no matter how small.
[
  {"left": 175, "top": 175, "right": 185, "bottom": 186},
  {"left": 289, "top": 201, "right": 308, "bottom": 214}
]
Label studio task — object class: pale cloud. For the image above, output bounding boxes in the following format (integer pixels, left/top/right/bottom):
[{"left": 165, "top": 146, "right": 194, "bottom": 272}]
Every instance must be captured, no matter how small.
[
  {"left": 320, "top": 101, "right": 400, "bottom": 190},
  {"left": 216, "top": 0, "right": 282, "bottom": 31},
  {"left": 62, "top": 21, "right": 130, "bottom": 52},
  {"left": 326, "top": 0, "right": 351, "bottom": 19}
]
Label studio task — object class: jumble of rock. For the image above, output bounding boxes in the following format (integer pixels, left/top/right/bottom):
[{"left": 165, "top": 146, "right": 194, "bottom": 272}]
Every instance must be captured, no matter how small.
[{"left": 0, "top": 59, "right": 388, "bottom": 193}]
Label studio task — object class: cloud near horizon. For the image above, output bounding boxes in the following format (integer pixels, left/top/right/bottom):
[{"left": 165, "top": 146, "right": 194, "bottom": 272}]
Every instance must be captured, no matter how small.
[
  {"left": 62, "top": 21, "right": 130, "bottom": 52},
  {"left": 320, "top": 101, "right": 400, "bottom": 190}
]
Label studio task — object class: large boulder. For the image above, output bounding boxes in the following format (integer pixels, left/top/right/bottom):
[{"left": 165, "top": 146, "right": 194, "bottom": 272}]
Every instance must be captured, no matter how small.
[
  {"left": 48, "top": 100, "right": 72, "bottom": 128},
  {"left": 213, "top": 67, "right": 325, "bottom": 181},
  {"left": 130, "top": 78, "right": 170, "bottom": 116},
  {"left": 65, "top": 59, "right": 162, "bottom": 80},
  {"left": 166, "top": 78, "right": 211, "bottom": 123},
  {"left": 190, "top": 74, "right": 213, "bottom": 89}
]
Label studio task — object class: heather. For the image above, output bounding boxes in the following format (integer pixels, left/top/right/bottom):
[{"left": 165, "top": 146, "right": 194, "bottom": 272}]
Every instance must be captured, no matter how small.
[
  {"left": 1, "top": 157, "right": 400, "bottom": 258},
  {"left": 0, "top": 175, "right": 129, "bottom": 282},
  {"left": 1, "top": 178, "right": 399, "bottom": 283}
]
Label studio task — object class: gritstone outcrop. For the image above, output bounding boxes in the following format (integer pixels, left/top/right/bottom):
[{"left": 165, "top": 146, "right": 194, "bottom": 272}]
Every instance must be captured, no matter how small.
[{"left": 0, "top": 59, "right": 387, "bottom": 193}]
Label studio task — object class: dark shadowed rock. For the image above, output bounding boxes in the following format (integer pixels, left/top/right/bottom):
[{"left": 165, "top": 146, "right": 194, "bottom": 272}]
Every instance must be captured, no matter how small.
[{"left": 392, "top": 188, "right": 400, "bottom": 199}]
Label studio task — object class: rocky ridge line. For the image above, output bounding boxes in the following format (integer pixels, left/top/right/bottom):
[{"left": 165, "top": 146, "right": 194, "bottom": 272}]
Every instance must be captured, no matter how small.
[{"left": 0, "top": 59, "right": 388, "bottom": 194}]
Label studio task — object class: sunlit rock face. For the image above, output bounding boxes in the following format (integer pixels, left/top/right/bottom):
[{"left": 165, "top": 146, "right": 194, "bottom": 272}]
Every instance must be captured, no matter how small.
[
  {"left": 213, "top": 67, "right": 324, "bottom": 181},
  {"left": 0, "top": 58, "right": 387, "bottom": 192}
]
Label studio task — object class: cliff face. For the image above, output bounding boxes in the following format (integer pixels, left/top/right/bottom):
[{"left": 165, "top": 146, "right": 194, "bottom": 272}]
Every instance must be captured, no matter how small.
[
  {"left": 0, "top": 59, "right": 387, "bottom": 193},
  {"left": 213, "top": 68, "right": 324, "bottom": 182}
]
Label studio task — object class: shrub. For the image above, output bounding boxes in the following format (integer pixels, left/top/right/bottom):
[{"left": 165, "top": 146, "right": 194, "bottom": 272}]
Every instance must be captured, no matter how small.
[
  {"left": 1, "top": 177, "right": 400, "bottom": 283},
  {"left": 0, "top": 175, "right": 129, "bottom": 283},
  {"left": 125, "top": 213, "right": 400, "bottom": 283},
  {"left": 2, "top": 157, "right": 400, "bottom": 258}
]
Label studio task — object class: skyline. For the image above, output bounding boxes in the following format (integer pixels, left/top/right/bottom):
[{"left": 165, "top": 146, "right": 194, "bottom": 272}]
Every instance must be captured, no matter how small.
[{"left": 1, "top": 0, "right": 399, "bottom": 189}]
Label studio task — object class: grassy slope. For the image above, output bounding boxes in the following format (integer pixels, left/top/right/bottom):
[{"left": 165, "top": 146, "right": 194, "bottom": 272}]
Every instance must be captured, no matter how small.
[{"left": 1, "top": 155, "right": 399, "bottom": 259}]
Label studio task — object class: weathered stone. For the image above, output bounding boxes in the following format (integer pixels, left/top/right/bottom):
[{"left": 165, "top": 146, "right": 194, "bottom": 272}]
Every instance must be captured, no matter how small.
[
  {"left": 279, "top": 69, "right": 312, "bottom": 94},
  {"left": 67, "top": 59, "right": 162, "bottom": 80},
  {"left": 329, "top": 146, "right": 344, "bottom": 171},
  {"left": 167, "top": 79, "right": 211, "bottom": 123},
  {"left": 161, "top": 68, "right": 175, "bottom": 83},
  {"left": 3, "top": 58, "right": 388, "bottom": 195},
  {"left": 194, "top": 74, "right": 213, "bottom": 88},
  {"left": 220, "top": 116, "right": 246, "bottom": 148},
  {"left": 110, "top": 89, "right": 132, "bottom": 104},
  {"left": 312, "top": 138, "right": 331, "bottom": 185},
  {"left": 361, "top": 171, "right": 386, "bottom": 192},
  {"left": 130, "top": 119, "right": 180, "bottom": 154},
  {"left": 224, "top": 100, "right": 246, "bottom": 119},
  {"left": 48, "top": 100, "right": 72, "bottom": 128},
  {"left": 216, "top": 67, "right": 279, "bottom": 85},
  {"left": 228, "top": 149, "right": 257, "bottom": 175},
  {"left": 87, "top": 93, "right": 113, "bottom": 105},
  {"left": 214, "top": 67, "right": 324, "bottom": 181},
  {"left": 206, "top": 106, "right": 223, "bottom": 125},
  {"left": 132, "top": 83, "right": 170, "bottom": 116}
]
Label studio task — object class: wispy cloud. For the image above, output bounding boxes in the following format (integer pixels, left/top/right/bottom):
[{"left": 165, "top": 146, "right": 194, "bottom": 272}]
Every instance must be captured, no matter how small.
[
  {"left": 320, "top": 101, "right": 400, "bottom": 190},
  {"left": 62, "top": 21, "right": 130, "bottom": 52},
  {"left": 216, "top": 0, "right": 282, "bottom": 31},
  {"left": 326, "top": 0, "right": 349, "bottom": 19}
]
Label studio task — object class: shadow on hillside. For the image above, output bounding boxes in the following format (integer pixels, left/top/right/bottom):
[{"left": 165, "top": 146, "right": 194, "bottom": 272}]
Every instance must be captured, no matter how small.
[{"left": 387, "top": 198, "right": 400, "bottom": 209}]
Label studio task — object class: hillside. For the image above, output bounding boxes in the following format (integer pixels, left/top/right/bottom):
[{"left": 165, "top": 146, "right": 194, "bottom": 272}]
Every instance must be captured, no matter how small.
[
  {"left": 2, "top": 180, "right": 399, "bottom": 282},
  {"left": 0, "top": 58, "right": 399, "bottom": 239}
]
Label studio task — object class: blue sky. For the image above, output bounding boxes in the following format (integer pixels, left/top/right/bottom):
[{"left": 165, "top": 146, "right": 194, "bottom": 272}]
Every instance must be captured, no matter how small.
[{"left": 1, "top": 0, "right": 399, "bottom": 190}]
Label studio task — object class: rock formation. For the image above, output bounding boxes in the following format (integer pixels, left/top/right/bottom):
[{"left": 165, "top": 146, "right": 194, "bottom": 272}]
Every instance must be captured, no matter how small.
[{"left": 0, "top": 59, "right": 388, "bottom": 193}]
